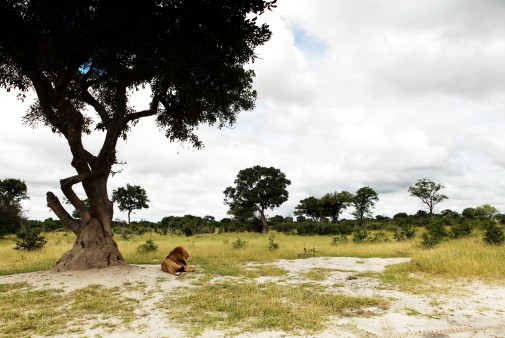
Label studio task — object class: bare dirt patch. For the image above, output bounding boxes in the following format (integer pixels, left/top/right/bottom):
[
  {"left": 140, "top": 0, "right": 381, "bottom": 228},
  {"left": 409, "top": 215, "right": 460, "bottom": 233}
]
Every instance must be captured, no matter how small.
[{"left": 1, "top": 258, "right": 504, "bottom": 337}]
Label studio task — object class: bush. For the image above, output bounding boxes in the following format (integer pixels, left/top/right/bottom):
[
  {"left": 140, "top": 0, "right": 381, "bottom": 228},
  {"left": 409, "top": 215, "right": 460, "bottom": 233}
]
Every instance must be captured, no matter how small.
[
  {"left": 483, "top": 223, "right": 505, "bottom": 245},
  {"left": 393, "top": 222, "right": 416, "bottom": 241},
  {"left": 330, "top": 235, "right": 348, "bottom": 246},
  {"left": 450, "top": 220, "right": 472, "bottom": 239},
  {"left": 268, "top": 235, "right": 279, "bottom": 251},
  {"left": 14, "top": 224, "right": 47, "bottom": 250},
  {"left": 232, "top": 238, "right": 248, "bottom": 249},
  {"left": 297, "top": 247, "right": 318, "bottom": 258},
  {"left": 420, "top": 231, "right": 442, "bottom": 249},
  {"left": 352, "top": 228, "right": 368, "bottom": 243},
  {"left": 136, "top": 239, "right": 158, "bottom": 253},
  {"left": 367, "top": 231, "right": 390, "bottom": 243}
]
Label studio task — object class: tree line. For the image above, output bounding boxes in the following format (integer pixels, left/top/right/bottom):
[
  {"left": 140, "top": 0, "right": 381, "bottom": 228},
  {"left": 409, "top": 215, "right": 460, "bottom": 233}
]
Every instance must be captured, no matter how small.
[{"left": 2, "top": 167, "right": 504, "bottom": 249}]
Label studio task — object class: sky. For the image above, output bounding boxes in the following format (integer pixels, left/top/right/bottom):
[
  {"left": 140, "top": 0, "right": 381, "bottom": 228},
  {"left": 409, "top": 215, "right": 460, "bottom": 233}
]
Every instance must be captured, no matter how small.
[{"left": 1, "top": 0, "right": 505, "bottom": 222}]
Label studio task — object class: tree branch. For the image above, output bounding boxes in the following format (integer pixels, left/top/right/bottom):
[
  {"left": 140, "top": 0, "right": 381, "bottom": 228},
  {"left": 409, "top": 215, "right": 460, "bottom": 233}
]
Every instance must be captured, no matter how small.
[
  {"left": 46, "top": 192, "right": 80, "bottom": 235},
  {"left": 60, "top": 171, "right": 107, "bottom": 224}
]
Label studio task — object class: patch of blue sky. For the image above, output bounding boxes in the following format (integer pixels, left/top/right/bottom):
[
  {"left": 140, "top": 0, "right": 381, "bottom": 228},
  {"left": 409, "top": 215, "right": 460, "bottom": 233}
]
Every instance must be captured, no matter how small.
[{"left": 292, "top": 25, "right": 328, "bottom": 59}]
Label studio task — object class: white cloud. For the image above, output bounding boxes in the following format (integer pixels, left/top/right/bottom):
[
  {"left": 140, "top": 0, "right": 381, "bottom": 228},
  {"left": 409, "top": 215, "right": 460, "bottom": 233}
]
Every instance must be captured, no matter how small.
[{"left": 2, "top": 0, "right": 505, "bottom": 222}]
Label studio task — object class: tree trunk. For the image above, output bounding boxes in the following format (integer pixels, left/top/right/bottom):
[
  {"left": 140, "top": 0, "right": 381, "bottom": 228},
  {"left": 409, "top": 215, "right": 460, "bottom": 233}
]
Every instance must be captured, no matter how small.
[
  {"left": 260, "top": 211, "right": 269, "bottom": 233},
  {"left": 52, "top": 218, "right": 125, "bottom": 272}
]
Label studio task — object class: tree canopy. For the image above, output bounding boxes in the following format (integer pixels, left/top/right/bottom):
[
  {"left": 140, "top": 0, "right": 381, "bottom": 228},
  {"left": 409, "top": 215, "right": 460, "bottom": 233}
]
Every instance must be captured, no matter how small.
[
  {"left": 224, "top": 165, "right": 290, "bottom": 233},
  {"left": 0, "top": 0, "right": 277, "bottom": 270},
  {"left": 408, "top": 178, "right": 448, "bottom": 219}
]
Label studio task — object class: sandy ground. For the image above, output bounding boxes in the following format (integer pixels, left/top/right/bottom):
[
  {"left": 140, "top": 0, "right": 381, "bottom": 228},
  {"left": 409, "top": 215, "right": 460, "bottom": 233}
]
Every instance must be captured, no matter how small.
[{"left": 1, "top": 257, "right": 505, "bottom": 337}]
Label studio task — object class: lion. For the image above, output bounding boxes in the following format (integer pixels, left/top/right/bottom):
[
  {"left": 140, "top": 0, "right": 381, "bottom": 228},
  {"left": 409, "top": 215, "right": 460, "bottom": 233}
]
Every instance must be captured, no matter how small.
[{"left": 161, "top": 246, "right": 196, "bottom": 275}]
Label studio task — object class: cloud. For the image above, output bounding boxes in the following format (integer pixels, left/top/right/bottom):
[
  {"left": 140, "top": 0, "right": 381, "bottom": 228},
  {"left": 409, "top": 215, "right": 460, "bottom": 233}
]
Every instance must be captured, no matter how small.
[{"left": 2, "top": 0, "right": 505, "bottom": 222}]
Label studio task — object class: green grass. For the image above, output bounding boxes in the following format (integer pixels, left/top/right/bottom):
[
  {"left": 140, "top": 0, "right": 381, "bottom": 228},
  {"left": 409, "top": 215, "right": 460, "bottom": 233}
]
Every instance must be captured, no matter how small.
[{"left": 161, "top": 280, "right": 389, "bottom": 335}]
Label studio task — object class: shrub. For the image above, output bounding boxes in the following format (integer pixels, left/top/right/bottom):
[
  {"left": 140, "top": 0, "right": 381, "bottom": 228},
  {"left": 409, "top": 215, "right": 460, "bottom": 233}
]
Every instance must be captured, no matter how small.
[
  {"left": 268, "top": 235, "right": 279, "bottom": 251},
  {"left": 393, "top": 222, "right": 416, "bottom": 241},
  {"left": 297, "top": 247, "right": 318, "bottom": 258},
  {"left": 420, "top": 231, "right": 442, "bottom": 249},
  {"left": 14, "top": 224, "right": 47, "bottom": 250},
  {"left": 450, "top": 220, "right": 472, "bottom": 239},
  {"left": 483, "top": 223, "right": 505, "bottom": 245},
  {"left": 352, "top": 228, "right": 368, "bottom": 243},
  {"left": 368, "top": 231, "right": 390, "bottom": 243},
  {"left": 330, "top": 235, "right": 348, "bottom": 246},
  {"left": 232, "top": 238, "right": 248, "bottom": 249},
  {"left": 136, "top": 239, "right": 158, "bottom": 253}
]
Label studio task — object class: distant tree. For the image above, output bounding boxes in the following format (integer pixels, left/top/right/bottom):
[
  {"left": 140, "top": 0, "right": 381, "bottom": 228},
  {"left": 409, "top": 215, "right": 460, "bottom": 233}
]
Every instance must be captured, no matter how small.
[
  {"left": 462, "top": 207, "right": 476, "bottom": 219},
  {"left": 0, "top": 178, "right": 29, "bottom": 235},
  {"left": 441, "top": 209, "right": 459, "bottom": 218},
  {"left": 319, "top": 191, "right": 353, "bottom": 223},
  {"left": 224, "top": 166, "right": 290, "bottom": 233},
  {"left": 269, "top": 215, "right": 285, "bottom": 223},
  {"left": 475, "top": 204, "right": 498, "bottom": 219},
  {"left": 415, "top": 210, "right": 429, "bottom": 219},
  {"left": 0, "top": 0, "right": 277, "bottom": 270},
  {"left": 393, "top": 212, "right": 409, "bottom": 219},
  {"left": 294, "top": 196, "right": 323, "bottom": 222},
  {"left": 351, "top": 186, "right": 379, "bottom": 226},
  {"left": 112, "top": 184, "right": 149, "bottom": 224},
  {"left": 408, "top": 178, "right": 448, "bottom": 219},
  {"left": 0, "top": 179, "right": 29, "bottom": 205}
]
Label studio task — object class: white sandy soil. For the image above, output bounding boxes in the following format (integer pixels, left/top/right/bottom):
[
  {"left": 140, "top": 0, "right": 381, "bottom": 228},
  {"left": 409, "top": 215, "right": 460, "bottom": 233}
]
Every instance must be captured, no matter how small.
[{"left": 1, "top": 257, "right": 504, "bottom": 338}]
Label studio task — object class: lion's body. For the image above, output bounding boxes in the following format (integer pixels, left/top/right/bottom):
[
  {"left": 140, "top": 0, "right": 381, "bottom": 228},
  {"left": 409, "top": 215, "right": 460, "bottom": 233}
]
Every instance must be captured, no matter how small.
[{"left": 161, "top": 246, "right": 196, "bottom": 275}]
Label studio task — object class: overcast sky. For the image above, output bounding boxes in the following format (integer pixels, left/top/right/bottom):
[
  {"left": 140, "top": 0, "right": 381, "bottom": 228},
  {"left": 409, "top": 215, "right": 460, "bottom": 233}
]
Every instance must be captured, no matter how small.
[{"left": 1, "top": 0, "right": 505, "bottom": 222}]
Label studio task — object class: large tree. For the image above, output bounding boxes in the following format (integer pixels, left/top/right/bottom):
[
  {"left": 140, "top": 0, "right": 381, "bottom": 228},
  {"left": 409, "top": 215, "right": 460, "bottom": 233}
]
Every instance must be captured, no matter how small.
[
  {"left": 408, "top": 178, "right": 448, "bottom": 219},
  {"left": 223, "top": 165, "right": 290, "bottom": 233},
  {"left": 320, "top": 191, "right": 353, "bottom": 223},
  {"left": 351, "top": 186, "right": 379, "bottom": 226},
  {"left": 0, "top": 0, "right": 276, "bottom": 271},
  {"left": 112, "top": 184, "right": 149, "bottom": 224}
]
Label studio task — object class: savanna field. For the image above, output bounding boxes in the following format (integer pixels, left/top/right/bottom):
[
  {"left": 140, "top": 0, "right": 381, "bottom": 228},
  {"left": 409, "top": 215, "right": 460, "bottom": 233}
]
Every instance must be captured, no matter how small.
[
  {"left": 1, "top": 229, "right": 504, "bottom": 282},
  {"left": 2, "top": 228, "right": 505, "bottom": 337}
]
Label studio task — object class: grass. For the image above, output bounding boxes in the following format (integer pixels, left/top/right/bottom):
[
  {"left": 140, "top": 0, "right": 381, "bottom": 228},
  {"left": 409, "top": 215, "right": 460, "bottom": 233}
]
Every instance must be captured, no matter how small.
[
  {"left": 2, "top": 231, "right": 504, "bottom": 283},
  {"left": 161, "top": 280, "right": 389, "bottom": 335},
  {"left": 0, "top": 283, "right": 137, "bottom": 337},
  {"left": 1, "top": 230, "right": 504, "bottom": 337}
]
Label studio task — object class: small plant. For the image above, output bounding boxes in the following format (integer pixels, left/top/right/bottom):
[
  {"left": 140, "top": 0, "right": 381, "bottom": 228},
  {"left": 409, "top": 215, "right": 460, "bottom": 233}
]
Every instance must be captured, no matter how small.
[
  {"left": 298, "top": 247, "right": 318, "bottom": 258},
  {"left": 268, "top": 235, "right": 279, "bottom": 251},
  {"left": 352, "top": 228, "right": 368, "bottom": 243},
  {"left": 483, "top": 222, "right": 505, "bottom": 245},
  {"left": 14, "top": 224, "right": 47, "bottom": 250},
  {"left": 232, "top": 238, "right": 248, "bottom": 249},
  {"left": 330, "top": 235, "right": 348, "bottom": 246},
  {"left": 136, "top": 239, "right": 158, "bottom": 253}
]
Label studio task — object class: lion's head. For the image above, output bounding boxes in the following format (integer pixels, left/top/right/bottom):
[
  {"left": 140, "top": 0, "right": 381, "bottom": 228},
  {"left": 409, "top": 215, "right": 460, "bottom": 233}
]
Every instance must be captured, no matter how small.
[{"left": 168, "top": 246, "right": 190, "bottom": 264}]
